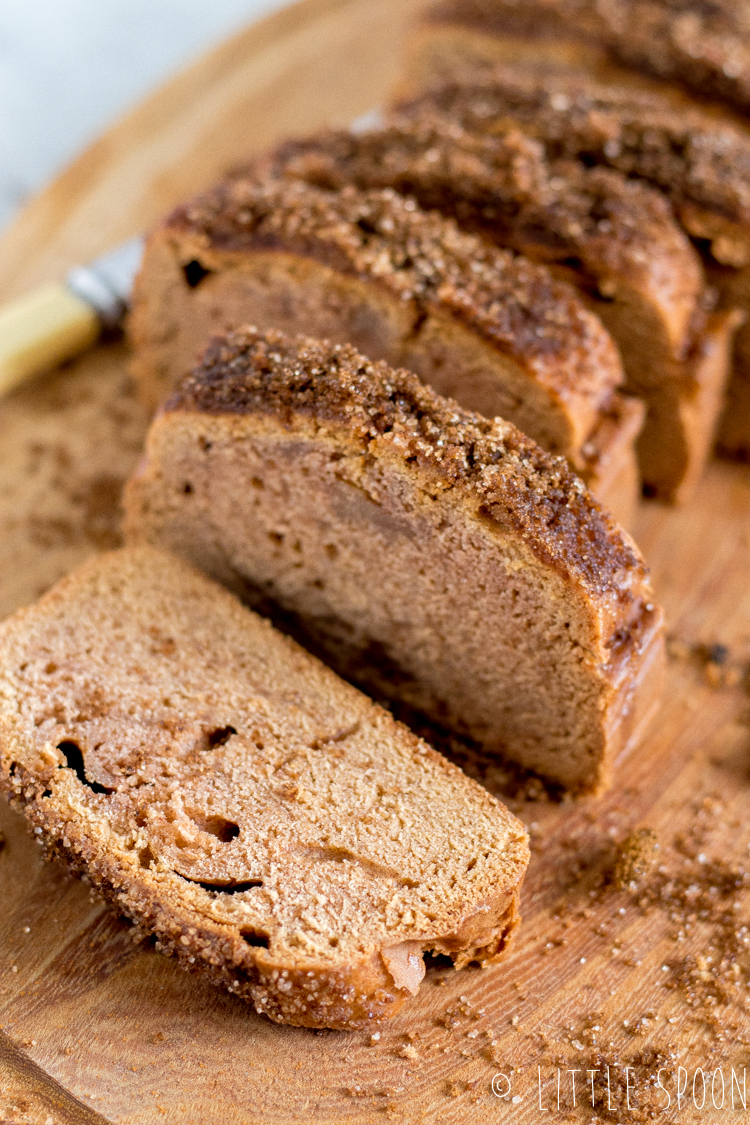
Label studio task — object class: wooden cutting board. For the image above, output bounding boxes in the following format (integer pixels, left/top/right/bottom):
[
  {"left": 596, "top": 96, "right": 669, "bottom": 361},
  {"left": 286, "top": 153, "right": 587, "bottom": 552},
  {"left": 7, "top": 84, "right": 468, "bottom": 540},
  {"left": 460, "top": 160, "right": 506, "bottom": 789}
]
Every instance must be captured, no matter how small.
[{"left": 2, "top": 2, "right": 750, "bottom": 1122}]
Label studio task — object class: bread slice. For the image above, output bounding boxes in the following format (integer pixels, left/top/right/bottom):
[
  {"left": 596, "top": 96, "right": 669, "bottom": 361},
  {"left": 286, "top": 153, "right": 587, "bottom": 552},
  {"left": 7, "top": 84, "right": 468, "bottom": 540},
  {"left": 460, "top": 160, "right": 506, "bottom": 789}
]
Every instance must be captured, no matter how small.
[
  {"left": 393, "top": 65, "right": 750, "bottom": 460},
  {"left": 0, "top": 545, "right": 530, "bottom": 1029},
  {"left": 129, "top": 178, "right": 634, "bottom": 521},
  {"left": 257, "top": 115, "right": 727, "bottom": 502},
  {"left": 125, "top": 329, "right": 665, "bottom": 794},
  {"left": 402, "top": 0, "right": 750, "bottom": 118}
]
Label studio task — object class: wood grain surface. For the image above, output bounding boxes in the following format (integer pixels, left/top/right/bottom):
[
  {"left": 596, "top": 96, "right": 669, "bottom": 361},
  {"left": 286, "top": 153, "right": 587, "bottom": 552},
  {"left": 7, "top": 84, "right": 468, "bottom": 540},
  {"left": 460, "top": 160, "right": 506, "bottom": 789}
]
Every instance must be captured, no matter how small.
[{"left": 2, "top": 1, "right": 750, "bottom": 1122}]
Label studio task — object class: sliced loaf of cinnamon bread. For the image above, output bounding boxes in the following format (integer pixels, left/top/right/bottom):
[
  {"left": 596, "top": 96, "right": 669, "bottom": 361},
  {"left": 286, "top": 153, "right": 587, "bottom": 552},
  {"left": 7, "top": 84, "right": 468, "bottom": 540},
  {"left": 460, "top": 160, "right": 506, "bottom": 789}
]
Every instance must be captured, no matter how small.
[
  {"left": 0, "top": 546, "right": 529, "bottom": 1029},
  {"left": 256, "top": 115, "right": 733, "bottom": 501},
  {"left": 129, "top": 178, "right": 636, "bottom": 522},
  {"left": 125, "top": 329, "right": 665, "bottom": 793}
]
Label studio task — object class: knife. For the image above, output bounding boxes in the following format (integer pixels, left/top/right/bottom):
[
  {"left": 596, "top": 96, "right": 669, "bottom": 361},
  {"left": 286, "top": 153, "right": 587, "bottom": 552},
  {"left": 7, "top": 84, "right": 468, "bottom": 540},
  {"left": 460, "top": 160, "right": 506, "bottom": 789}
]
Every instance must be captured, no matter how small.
[{"left": 0, "top": 235, "right": 144, "bottom": 397}]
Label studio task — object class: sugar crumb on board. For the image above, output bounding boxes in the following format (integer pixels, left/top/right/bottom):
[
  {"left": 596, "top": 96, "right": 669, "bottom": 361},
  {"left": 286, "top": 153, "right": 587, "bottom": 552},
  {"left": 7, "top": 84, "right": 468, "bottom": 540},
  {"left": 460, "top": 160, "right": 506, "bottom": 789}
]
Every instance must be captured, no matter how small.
[{"left": 610, "top": 829, "right": 659, "bottom": 890}]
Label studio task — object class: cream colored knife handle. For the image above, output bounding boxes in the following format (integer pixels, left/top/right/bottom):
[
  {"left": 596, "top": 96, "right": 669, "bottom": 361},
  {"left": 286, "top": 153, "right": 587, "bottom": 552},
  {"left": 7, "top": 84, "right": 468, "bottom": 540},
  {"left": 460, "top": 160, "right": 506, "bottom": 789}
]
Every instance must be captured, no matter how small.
[{"left": 0, "top": 282, "right": 100, "bottom": 397}]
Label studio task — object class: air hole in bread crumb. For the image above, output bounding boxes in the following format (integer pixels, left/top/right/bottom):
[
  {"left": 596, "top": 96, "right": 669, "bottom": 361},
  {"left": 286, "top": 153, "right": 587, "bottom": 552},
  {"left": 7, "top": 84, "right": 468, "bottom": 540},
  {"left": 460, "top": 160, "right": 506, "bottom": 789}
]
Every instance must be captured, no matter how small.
[
  {"left": 329, "top": 936, "right": 339, "bottom": 948},
  {"left": 182, "top": 259, "right": 212, "bottom": 288},
  {"left": 240, "top": 928, "right": 270, "bottom": 948},
  {"left": 190, "top": 815, "right": 240, "bottom": 842},
  {"left": 182, "top": 482, "right": 193, "bottom": 495},
  {"left": 139, "top": 845, "right": 155, "bottom": 870},
  {"left": 44, "top": 662, "right": 57, "bottom": 674},
  {"left": 57, "top": 741, "right": 112, "bottom": 795},
  {"left": 423, "top": 951, "right": 453, "bottom": 972},
  {"left": 178, "top": 874, "right": 263, "bottom": 894},
  {"left": 207, "top": 726, "right": 237, "bottom": 750}
]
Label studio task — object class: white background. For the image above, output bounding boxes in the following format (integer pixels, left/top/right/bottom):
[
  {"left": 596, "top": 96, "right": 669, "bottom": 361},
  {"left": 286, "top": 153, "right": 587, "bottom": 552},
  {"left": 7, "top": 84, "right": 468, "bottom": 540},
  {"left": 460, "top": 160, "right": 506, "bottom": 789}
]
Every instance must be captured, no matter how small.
[{"left": 0, "top": 0, "right": 292, "bottom": 230}]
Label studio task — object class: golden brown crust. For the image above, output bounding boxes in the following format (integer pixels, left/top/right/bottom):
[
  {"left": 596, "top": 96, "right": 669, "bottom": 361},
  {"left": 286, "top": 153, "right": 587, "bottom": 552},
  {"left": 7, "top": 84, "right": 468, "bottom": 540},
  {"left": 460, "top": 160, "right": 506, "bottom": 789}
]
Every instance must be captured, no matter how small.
[
  {"left": 29, "top": 826, "right": 518, "bottom": 1028},
  {"left": 165, "top": 177, "right": 621, "bottom": 417},
  {"left": 422, "top": 0, "right": 750, "bottom": 115},
  {"left": 0, "top": 547, "right": 529, "bottom": 1029},
  {"left": 169, "top": 327, "right": 651, "bottom": 617},
  {"left": 395, "top": 65, "right": 750, "bottom": 260}
]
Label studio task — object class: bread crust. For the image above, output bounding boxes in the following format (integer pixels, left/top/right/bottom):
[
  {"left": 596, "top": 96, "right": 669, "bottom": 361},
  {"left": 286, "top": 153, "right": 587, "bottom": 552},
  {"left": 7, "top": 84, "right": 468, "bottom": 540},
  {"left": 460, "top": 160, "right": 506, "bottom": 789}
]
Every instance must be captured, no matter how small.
[
  {"left": 165, "top": 330, "right": 641, "bottom": 608},
  {"left": 381, "top": 81, "right": 742, "bottom": 496},
  {"left": 126, "top": 329, "right": 665, "bottom": 791},
  {"left": 0, "top": 546, "right": 529, "bottom": 1029},
  {"left": 400, "top": 8, "right": 750, "bottom": 461},
  {"left": 166, "top": 181, "right": 617, "bottom": 394}
]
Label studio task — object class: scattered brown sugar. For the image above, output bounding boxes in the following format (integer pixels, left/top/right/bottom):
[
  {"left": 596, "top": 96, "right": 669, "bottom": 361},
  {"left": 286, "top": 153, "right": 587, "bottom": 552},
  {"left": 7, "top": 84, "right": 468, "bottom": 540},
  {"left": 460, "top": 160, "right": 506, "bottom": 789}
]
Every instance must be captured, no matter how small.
[
  {"left": 397, "top": 1044, "right": 420, "bottom": 1061},
  {"left": 566, "top": 1043, "right": 681, "bottom": 1123},
  {"left": 610, "top": 829, "right": 659, "bottom": 890},
  {"left": 636, "top": 850, "right": 750, "bottom": 1015}
]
